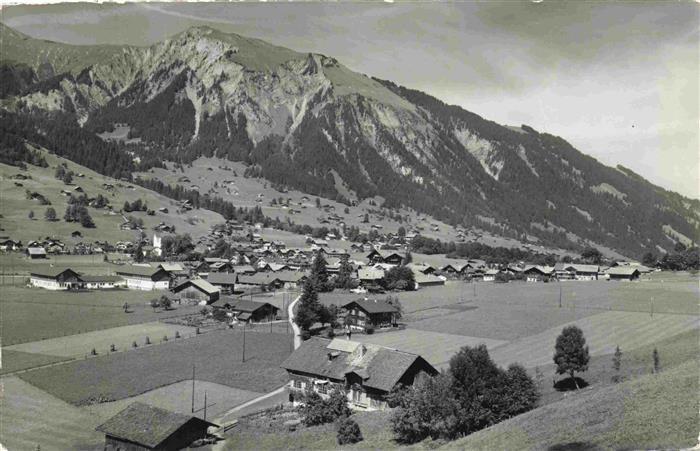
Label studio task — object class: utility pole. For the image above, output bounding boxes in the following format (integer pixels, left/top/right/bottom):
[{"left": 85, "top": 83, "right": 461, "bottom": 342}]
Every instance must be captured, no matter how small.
[
  {"left": 650, "top": 296, "right": 654, "bottom": 318},
  {"left": 191, "top": 364, "right": 195, "bottom": 413},
  {"left": 203, "top": 391, "right": 207, "bottom": 421},
  {"left": 559, "top": 283, "right": 562, "bottom": 308},
  {"left": 242, "top": 322, "right": 246, "bottom": 362}
]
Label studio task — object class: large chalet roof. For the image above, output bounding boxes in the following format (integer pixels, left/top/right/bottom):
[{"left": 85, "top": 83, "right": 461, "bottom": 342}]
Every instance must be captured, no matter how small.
[
  {"left": 115, "top": 265, "right": 168, "bottom": 278},
  {"left": 343, "top": 298, "right": 398, "bottom": 314},
  {"left": 222, "top": 298, "right": 279, "bottom": 313},
  {"left": 281, "top": 337, "right": 436, "bottom": 393},
  {"left": 561, "top": 264, "right": 600, "bottom": 273},
  {"left": 173, "top": 278, "right": 220, "bottom": 295},
  {"left": 207, "top": 272, "right": 238, "bottom": 285},
  {"left": 605, "top": 266, "right": 640, "bottom": 276},
  {"left": 29, "top": 267, "right": 79, "bottom": 279},
  {"left": 358, "top": 267, "right": 385, "bottom": 281},
  {"left": 96, "top": 402, "right": 216, "bottom": 449}
]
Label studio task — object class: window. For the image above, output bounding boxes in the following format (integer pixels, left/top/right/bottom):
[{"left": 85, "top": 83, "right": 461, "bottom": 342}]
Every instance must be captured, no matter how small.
[
  {"left": 317, "top": 382, "right": 328, "bottom": 394},
  {"left": 293, "top": 379, "right": 303, "bottom": 389},
  {"left": 352, "top": 389, "right": 362, "bottom": 404}
]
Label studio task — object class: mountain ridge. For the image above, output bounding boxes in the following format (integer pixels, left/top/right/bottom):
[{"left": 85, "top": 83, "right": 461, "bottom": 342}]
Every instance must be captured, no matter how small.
[{"left": 1, "top": 23, "right": 697, "bottom": 258}]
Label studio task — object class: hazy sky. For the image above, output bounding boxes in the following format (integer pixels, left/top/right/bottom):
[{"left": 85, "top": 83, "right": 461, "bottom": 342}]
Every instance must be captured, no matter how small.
[{"left": 2, "top": 2, "right": 698, "bottom": 198}]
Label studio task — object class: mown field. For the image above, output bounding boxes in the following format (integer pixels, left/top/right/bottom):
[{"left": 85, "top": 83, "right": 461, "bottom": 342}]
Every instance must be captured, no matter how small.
[
  {"left": 19, "top": 329, "right": 292, "bottom": 405},
  {"left": 0, "top": 349, "right": 71, "bottom": 375},
  {"left": 0, "top": 285, "right": 196, "bottom": 345},
  {"left": 0, "top": 150, "right": 223, "bottom": 245},
  {"left": 0, "top": 253, "right": 123, "bottom": 276}
]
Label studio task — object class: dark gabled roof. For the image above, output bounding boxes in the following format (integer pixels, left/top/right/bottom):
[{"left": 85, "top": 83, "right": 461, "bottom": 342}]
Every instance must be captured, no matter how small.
[
  {"left": 207, "top": 272, "right": 237, "bottom": 285},
  {"left": 220, "top": 298, "right": 278, "bottom": 313},
  {"left": 280, "top": 337, "right": 436, "bottom": 393},
  {"left": 29, "top": 267, "right": 80, "bottom": 279},
  {"left": 237, "top": 273, "right": 281, "bottom": 285},
  {"left": 173, "top": 278, "right": 220, "bottom": 295},
  {"left": 343, "top": 298, "right": 398, "bottom": 315},
  {"left": 115, "top": 265, "right": 168, "bottom": 278},
  {"left": 96, "top": 402, "right": 216, "bottom": 448},
  {"left": 606, "top": 266, "right": 640, "bottom": 276}
]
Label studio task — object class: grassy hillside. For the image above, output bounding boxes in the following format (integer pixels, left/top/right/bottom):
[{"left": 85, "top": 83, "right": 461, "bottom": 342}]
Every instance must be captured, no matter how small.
[
  {"left": 138, "top": 156, "right": 577, "bottom": 255},
  {"left": 223, "top": 328, "right": 699, "bottom": 450},
  {"left": 449, "top": 359, "right": 698, "bottom": 450},
  {"left": 0, "top": 146, "right": 223, "bottom": 244}
]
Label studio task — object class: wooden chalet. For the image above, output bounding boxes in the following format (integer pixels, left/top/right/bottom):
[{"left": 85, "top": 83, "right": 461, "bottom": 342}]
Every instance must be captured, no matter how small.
[
  {"left": 366, "top": 250, "right": 405, "bottom": 265},
  {"left": 605, "top": 266, "right": 641, "bottom": 281},
  {"left": 213, "top": 298, "right": 279, "bottom": 322},
  {"left": 206, "top": 272, "right": 237, "bottom": 294},
  {"left": 115, "top": 266, "right": 170, "bottom": 291},
  {"left": 29, "top": 267, "right": 83, "bottom": 290},
  {"left": 281, "top": 338, "right": 438, "bottom": 411},
  {"left": 342, "top": 298, "right": 399, "bottom": 331}
]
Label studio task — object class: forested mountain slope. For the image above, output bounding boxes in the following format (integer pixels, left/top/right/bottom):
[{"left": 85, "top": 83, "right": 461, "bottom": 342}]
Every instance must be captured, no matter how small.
[{"left": 1, "top": 23, "right": 697, "bottom": 258}]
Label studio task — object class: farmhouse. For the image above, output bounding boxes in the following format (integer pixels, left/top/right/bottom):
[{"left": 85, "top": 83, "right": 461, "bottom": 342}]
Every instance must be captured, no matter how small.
[
  {"left": 606, "top": 266, "right": 641, "bottom": 281},
  {"left": 406, "top": 263, "right": 436, "bottom": 275},
  {"left": 281, "top": 338, "right": 438, "bottom": 411},
  {"left": 440, "top": 262, "right": 468, "bottom": 275},
  {"left": 412, "top": 271, "right": 445, "bottom": 288},
  {"left": 523, "top": 265, "right": 555, "bottom": 282},
  {"left": 96, "top": 402, "right": 217, "bottom": 451},
  {"left": 26, "top": 246, "right": 47, "bottom": 259},
  {"left": 206, "top": 272, "right": 237, "bottom": 293},
  {"left": 342, "top": 298, "right": 399, "bottom": 331},
  {"left": 358, "top": 267, "right": 385, "bottom": 286},
  {"left": 482, "top": 269, "right": 501, "bottom": 282},
  {"left": 366, "top": 250, "right": 405, "bottom": 265},
  {"left": 115, "top": 266, "right": 170, "bottom": 291},
  {"left": 172, "top": 278, "right": 220, "bottom": 303},
  {"left": 214, "top": 298, "right": 279, "bottom": 322},
  {"left": 81, "top": 275, "right": 123, "bottom": 289},
  {"left": 237, "top": 273, "right": 284, "bottom": 290},
  {"left": 0, "top": 239, "right": 22, "bottom": 251},
  {"left": 555, "top": 263, "right": 600, "bottom": 281},
  {"left": 29, "top": 267, "right": 83, "bottom": 290}
]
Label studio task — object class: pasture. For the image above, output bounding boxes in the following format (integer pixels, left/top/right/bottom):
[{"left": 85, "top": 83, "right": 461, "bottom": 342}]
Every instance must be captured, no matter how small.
[
  {"left": 5, "top": 321, "right": 198, "bottom": 358},
  {"left": 0, "top": 286, "right": 197, "bottom": 345},
  {"left": 19, "top": 329, "right": 292, "bottom": 405},
  {"left": 0, "top": 150, "right": 223, "bottom": 245},
  {"left": 0, "top": 376, "right": 105, "bottom": 451},
  {"left": 0, "top": 349, "right": 71, "bottom": 375},
  {"left": 84, "top": 379, "right": 262, "bottom": 425},
  {"left": 353, "top": 329, "right": 507, "bottom": 368}
]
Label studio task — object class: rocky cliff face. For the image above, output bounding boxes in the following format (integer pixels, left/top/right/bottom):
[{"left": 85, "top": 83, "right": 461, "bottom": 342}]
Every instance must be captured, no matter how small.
[{"left": 2, "top": 23, "right": 698, "bottom": 258}]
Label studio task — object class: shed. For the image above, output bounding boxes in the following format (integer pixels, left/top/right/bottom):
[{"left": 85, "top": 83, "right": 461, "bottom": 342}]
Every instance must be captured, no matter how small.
[{"left": 96, "top": 402, "right": 217, "bottom": 451}]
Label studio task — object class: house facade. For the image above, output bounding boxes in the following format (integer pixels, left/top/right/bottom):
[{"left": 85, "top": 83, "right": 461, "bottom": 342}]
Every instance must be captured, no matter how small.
[
  {"left": 115, "top": 266, "right": 170, "bottom": 291},
  {"left": 342, "top": 299, "right": 398, "bottom": 331},
  {"left": 29, "top": 268, "right": 83, "bottom": 290},
  {"left": 281, "top": 338, "right": 438, "bottom": 411}
]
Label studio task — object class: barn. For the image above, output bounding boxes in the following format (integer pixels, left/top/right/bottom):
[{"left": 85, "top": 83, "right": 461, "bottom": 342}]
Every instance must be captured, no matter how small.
[
  {"left": 96, "top": 402, "right": 217, "bottom": 451},
  {"left": 172, "top": 278, "right": 221, "bottom": 303}
]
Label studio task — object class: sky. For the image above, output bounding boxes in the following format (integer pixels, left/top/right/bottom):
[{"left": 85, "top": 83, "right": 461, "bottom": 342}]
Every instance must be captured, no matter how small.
[{"left": 1, "top": 2, "right": 698, "bottom": 198}]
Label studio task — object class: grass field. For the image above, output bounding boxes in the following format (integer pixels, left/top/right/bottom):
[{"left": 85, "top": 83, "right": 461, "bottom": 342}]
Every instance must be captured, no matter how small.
[
  {"left": 0, "top": 286, "right": 198, "bottom": 345},
  {"left": 0, "top": 150, "right": 223, "bottom": 245},
  {"left": 5, "top": 321, "right": 198, "bottom": 358},
  {"left": 0, "top": 253, "right": 124, "bottom": 276},
  {"left": 489, "top": 310, "right": 700, "bottom": 368},
  {"left": 218, "top": 328, "right": 699, "bottom": 450},
  {"left": 0, "top": 376, "right": 105, "bottom": 451},
  {"left": 0, "top": 349, "right": 71, "bottom": 375},
  {"left": 19, "top": 329, "right": 292, "bottom": 405},
  {"left": 84, "top": 379, "right": 262, "bottom": 425},
  {"left": 353, "top": 329, "right": 507, "bottom": 368},
  {"left": 447, "top": 359, "right": 699, "bottom": 450}
]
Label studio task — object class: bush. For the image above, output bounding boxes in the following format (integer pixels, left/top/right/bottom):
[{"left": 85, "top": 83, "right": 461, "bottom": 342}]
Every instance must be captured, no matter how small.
[
  {"left": 336, "top": 417, "right": 363, "bottom": 445},
  {"left": 300, "top": 330, "right": 311, "bottom": 341},
  {"left": 132, "top": 341, "right": 138, "bottom": 348},
  {"left": 110, "top": 344, "right": 116, "bottom": 352},
  {"left": 163, "top": 335, "right": 168, "bottom": 342},
  {"left": 145, "top": 336, "right": 151, "bottom": 345},
  {"left": 365, "top": 325, "right": 375, "bottom": 335},
  {"left": 175, "top": 331, "right": 181, "bottom": 339},
  {"left": 90, "top": 348, "right": 97, "bottom": 356},
  {"left": 300, "top": 389, "right": 350, "bottom": 426}
]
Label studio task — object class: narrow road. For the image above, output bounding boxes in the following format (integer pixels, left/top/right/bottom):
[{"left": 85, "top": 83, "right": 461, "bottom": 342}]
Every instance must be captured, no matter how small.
[
  {"left": 213, "top": 385, "right": 287, "bottom": 425},
  {"left": 288, "top": 294, "right": 302, "bottom": 350}
]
